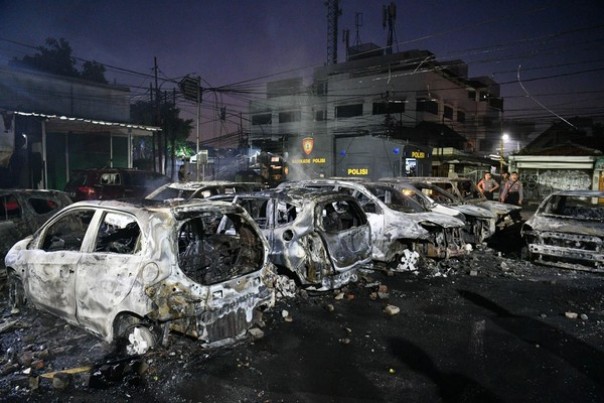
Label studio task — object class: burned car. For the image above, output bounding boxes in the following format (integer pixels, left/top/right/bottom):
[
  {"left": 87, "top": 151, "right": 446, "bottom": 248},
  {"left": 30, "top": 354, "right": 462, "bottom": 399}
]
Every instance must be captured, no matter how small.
[
  {"left": 144, "top": 180, "right": 263, "bottom": 204},
  {"left": 388, "top": 176, "right": 519, "bottom": 225},
  {"left": 5, "top": 199, "right": 274, "bottom": 354},
  {"left": 381, "top": 179, "right": 497, "bottom": 244},
  {"left": 1, "top": 189, "right": 72, "bottom": 269},
  {"left": 278, "top": 180, "right": 468, "bottom": 270},
  {"left": 212, "top": 189, "right": 372, "bottom": 290},
  {"left": 521, "top": 190, "right": 604, "bottom": 271}
]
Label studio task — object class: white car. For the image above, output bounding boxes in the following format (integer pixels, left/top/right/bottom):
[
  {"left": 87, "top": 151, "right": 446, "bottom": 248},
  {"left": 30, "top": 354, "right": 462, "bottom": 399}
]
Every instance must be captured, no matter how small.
[
  {"left": 212, "top": 189, "right": 372, "bottom": 291},
  {"left": 521, "top": 190, "right": 604, "bottom": 271},
  {"left": 278, "top": 180, "right": 468, "bottom": 270},
  {"left": 5, "top": 200, "right": 274, "bottom": 354}
]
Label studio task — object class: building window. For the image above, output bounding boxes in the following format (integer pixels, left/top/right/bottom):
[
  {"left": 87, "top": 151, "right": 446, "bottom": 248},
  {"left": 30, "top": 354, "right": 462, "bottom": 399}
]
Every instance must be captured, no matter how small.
[
  {"left": 278, "top": 111, "right": 301, "bottom": 123},
  {"left": 457, "top": 110, "right": 465, "bottom": 123},
  {"left": 468, "top": 90, "right": 476, "bottom": 100},
  {"left": 443, "top": 106, "right": 453, "bottom": 120},
  {"left": 372, "top": 101, "right": 405, "bottom": 115},
  {"left": 316, "top": 81, "right": 328, "bottom": 96},
  {"left": 315, "top": 110, "right": 327, "bottom": 121},
  {"left": 252, "top": 113, "right": 272, "bottom": 125},
  {"left": 416, "top": 98, "right": 438, "bottom": 115},
  {"left": 335, "top": 104, "right": 363, "bottom": 118}
]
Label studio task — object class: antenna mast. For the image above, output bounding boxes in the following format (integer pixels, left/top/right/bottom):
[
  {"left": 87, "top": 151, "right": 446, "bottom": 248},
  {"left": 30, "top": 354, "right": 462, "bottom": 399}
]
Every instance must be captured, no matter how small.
[
  {"left": 325, "top": 0, "right": 342, "bottom": 65},
  {"left": 383, "top": 2, "right": 397, "bottom": 55}
]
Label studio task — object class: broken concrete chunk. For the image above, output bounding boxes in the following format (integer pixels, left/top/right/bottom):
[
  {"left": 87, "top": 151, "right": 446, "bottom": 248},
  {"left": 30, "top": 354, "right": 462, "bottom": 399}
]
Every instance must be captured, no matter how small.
[
  {"left": 281, "top": 310, "right": 293, "bottom": 323},
  {"left": 469, "top": 270, "right": 478, "bottom": 277},
  {"left": 325, "top": 304, "right": 335, "bottom": 312},
  {"left": 384, "top": 305, "right": 400, "bottom": 316},
  {"left": 334, "top": 292, "right": 345, "bottom": 300},
  {"left": 52, "top": 372, "right": 71, "bottom": 390},
  {"left": 564, "top": 312, "right": 578, "bottom": 319},
  {"left": 338, "top": 337, "right": 351, "bottom": 345},
  {"left": 580, "top": 313, "right": 589, "bottom": 321},
  {"left": 29, "top": 376, "right": 40, "bottom": 391}
]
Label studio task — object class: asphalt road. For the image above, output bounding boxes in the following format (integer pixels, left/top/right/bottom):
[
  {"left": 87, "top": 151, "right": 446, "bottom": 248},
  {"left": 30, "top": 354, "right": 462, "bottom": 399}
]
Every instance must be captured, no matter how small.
[{"left": 1, "top": 229, "right": 603, "bottom": 402}]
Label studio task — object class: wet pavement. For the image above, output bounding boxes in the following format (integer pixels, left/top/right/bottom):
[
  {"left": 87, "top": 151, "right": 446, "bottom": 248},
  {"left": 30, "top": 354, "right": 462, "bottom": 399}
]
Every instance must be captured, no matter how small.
[{"left": 1, "top": 223, "right": 604, "bottom": 402}]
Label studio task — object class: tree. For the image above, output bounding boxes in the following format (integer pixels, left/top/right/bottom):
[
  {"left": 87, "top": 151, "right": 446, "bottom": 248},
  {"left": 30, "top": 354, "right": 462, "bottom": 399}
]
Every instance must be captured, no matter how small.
[
  {"left": 130, "top": 97, "right": 193, "bottom": 175},
  {"left": 11, "top": 37, "right": 107, "bottom": 84}
]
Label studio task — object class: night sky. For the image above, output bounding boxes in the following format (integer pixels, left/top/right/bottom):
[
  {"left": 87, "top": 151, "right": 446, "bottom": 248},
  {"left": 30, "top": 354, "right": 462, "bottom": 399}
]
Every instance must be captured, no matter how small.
[{"left": 1, "top": 0, "right": 603, "bottom": 145}]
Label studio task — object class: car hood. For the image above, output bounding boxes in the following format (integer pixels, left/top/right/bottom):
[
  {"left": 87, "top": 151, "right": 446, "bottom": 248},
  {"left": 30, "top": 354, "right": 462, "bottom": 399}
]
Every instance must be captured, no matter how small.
[
  {"left": 454, "top": 204, "right": 497, "bottom": 219},
  {"left": 475, "top": 200, "right": 521, "bottom": 215},
  {"left": 407, "top": 211, "right": 466, "bottom": 228},
  {"left": 524, "top": 215, "right": 604, "bottom": 237}
]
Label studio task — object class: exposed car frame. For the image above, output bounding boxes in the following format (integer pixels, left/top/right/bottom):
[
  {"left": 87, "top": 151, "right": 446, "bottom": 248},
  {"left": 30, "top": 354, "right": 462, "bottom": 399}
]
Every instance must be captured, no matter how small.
[
  {"left": 521, "top": 190, "right": 604, "bottom": 272},
  {"left": 1, "top": 189, "right": 72, "bottom": 271},
  {"left": 278, "top": 179, "right": 468, "bottom": 269},
  {"left": 5, "top": 199, "right": 275, "bottom": 353},
  {"left": 211, "top": 189, "right": 372, "bottom": 291}
]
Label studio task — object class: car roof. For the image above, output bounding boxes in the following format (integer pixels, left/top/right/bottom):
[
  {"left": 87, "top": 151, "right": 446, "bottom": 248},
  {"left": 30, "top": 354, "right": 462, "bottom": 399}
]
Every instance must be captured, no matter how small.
[{"left": 67, "top": 199, "right": 247, "bottom": 219}]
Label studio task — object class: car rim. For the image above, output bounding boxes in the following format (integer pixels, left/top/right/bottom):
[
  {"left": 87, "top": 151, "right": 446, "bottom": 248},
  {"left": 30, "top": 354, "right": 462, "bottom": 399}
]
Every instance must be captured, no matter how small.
[
  {"left": 397, "top": 249, "right": 420, "bottom": 272},
  {"left": 126, "top": 325, "right": 155, "bottom": 355}
]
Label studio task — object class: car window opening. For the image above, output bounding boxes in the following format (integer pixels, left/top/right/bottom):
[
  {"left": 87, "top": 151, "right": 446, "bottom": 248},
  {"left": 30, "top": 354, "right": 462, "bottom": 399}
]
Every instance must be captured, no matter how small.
[{"left": 177, "top": 213, "right": 263, "bottom": 285}]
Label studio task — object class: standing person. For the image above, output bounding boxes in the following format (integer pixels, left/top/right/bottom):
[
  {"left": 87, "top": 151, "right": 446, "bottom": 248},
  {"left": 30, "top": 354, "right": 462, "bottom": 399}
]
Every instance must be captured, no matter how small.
[
  {"left": 500, "top": 171, "right": 523, "bottom": 222},
  {"left": 477, "top": 171, "right": 499, "bottom": 200},
  {"left": 499, "top": 171, "right": 510, "bottom": 202}
]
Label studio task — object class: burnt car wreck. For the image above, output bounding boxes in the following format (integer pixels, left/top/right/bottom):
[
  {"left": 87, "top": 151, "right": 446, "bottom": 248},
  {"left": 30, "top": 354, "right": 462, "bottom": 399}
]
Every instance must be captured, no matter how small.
[
  {"left": 212, "top": 189, "right": 372, "bottom": 291},
  {"left": 521, "top": 190, "right": 604, "bottom": 272},
  {"left": 278, "top": 180, "right": 468, "bottom": 271},
  {"left": 1, "top": 189, "right": 72, "bottom": 271},
  {"left": 5, "top": 200, "right": 274, "bottom": 354}
]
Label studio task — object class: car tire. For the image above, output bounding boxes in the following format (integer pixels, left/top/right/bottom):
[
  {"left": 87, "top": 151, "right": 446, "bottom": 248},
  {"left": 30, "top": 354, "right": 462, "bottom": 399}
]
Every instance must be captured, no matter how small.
[
  {"left": 7, "top": 270, "right": 26, "bottom": 314},
  {"left": 114, "top": 315, "right": 158, "bottom": 356}
]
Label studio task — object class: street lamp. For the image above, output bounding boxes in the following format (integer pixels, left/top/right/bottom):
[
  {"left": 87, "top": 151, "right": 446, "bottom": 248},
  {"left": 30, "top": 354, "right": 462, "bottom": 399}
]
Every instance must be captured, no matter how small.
[{"left": 500, "top": 132, "right": 509, "bottom": 173}]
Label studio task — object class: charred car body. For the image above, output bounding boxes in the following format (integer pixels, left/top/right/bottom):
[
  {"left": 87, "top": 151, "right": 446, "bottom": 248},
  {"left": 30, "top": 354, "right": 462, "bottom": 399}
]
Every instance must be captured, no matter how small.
[
  {"left": 212, "top": 189, "right": 372, "bottom": 291},
  {"left": 389, "top": 177, "right": 518, "bottom": 226},
  {"left": 5, "top": 200, "right": 274, "bottom": 353},
  {"left": 144, "top": 181, "right": 263, "bottom": 204},
  {"left": 521, "top": 190, "right": 604, "bottom": 272},
  {"left": 381, "top": 179, "right": 497, "bottom": 244},
  {"left": 278, "top": 180, "right": 467, "bottom": 270},
  {"left": 1, "top": 189, "right": 72, "bottom": 269}
]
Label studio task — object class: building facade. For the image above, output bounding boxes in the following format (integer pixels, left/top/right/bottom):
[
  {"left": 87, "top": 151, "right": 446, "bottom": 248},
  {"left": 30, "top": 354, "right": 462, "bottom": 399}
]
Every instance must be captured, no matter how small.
[
  {"left": 0, "top": 66, "right": 158, "bottom": 190},
  {"left": 249, "top": 47, "right": 503, "bottom": 180}
]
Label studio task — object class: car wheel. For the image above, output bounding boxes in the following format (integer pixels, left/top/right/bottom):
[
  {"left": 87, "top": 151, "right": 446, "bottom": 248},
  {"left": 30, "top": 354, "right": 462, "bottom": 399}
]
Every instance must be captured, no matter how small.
[
  {"left": 7, "top": 270, "right": 26, "bottom": 314},
  {"left": 395, "top": 249, "right": 420, "bottom": 272},
  {"left": 115, "top": 315, "right": 158, "bottom": 356}
]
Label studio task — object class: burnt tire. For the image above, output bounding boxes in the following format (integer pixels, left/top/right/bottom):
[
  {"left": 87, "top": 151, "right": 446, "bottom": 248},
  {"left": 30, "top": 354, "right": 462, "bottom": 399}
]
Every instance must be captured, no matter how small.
[
  {"left": 114, "top": 315, "right": 158, "bottom": 356},
  {"left": 7, "top": 270, "right": 26, "bottom": 314}
]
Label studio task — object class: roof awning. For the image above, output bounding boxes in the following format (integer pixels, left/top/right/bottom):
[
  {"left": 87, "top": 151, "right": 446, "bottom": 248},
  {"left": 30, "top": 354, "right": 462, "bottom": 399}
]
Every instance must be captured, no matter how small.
[{"left": 14, "top": 110, "right": 159, "bottom": 136}]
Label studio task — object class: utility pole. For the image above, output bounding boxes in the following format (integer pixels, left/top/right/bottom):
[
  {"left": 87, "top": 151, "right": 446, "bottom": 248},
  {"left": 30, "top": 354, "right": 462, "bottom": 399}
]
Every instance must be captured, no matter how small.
[
  {"left": 154, "top": 57, "right": 162, "bottom": 174},
  {"left": 149, "top": 82, "right": 155, "bottom": 169}
]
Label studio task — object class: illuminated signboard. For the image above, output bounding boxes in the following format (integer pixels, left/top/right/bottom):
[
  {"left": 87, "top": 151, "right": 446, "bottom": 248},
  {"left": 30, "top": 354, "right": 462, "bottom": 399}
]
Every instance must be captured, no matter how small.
[
  {"left": 347, "top": 168, "right": 369, "bottom": 176},
  {"left": 410, "top": 151, "right": 426, "bottom": 158}
]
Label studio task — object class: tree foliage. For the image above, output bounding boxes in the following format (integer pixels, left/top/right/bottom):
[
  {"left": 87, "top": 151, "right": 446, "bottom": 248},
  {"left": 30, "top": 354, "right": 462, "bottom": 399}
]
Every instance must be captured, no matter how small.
[{"left": 11, "top": 37, "right": 107, "bottom": 84}]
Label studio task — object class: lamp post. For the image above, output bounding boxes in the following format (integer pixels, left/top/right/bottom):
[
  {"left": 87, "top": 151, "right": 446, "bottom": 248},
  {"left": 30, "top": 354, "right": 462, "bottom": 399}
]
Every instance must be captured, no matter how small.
[{"left": 500, "top": 132, "right": 509, "bottom": 173}]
